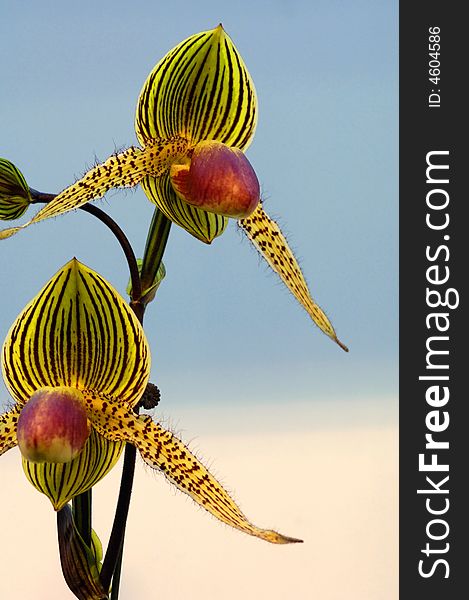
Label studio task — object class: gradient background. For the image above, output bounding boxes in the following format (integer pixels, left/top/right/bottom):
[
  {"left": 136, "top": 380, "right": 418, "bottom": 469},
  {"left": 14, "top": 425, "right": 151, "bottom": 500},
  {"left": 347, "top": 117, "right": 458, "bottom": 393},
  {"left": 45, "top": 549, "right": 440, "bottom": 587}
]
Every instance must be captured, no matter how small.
[{"left": 0, "top": 1, "right": 398, "bottom": 598}]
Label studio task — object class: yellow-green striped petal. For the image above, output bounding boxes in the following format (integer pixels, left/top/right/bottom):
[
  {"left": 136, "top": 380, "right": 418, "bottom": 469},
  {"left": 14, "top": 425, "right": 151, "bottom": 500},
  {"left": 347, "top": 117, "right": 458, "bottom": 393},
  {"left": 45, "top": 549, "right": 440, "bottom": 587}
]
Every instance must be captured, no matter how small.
[
  {"left": 57, "top": 505, "right": 109, "bottom": 600},
  {"left": 141, "top": 172, "right": 228, "bottom": 243},
  {"left": 238, "top": 202, "right": 348, "bottom": 351},
  {"left": 0, "top": 407, "right": 20, "bottom": 456},
  {"left": 85, "top": 391, "right": 302, "bottom": 545},
  {"left": 135, "top": 25, "right": 257, "bottom": 151},
  {"left": 0, "top": 158, "right": 32, "bottom": 221},
  {"left": 1, "top": 258, "right": 150, "bottom": 407},
  {"left": 22, "top": 427, "right": 124, "bottom": 510}
]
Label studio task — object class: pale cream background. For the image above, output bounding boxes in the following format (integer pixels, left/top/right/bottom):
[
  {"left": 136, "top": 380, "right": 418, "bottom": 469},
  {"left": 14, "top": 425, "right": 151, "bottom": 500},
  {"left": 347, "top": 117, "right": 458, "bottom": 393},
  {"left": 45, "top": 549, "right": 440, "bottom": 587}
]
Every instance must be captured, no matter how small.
[{"left": 1, "top": 402, "right": 397, "bottom": 600}]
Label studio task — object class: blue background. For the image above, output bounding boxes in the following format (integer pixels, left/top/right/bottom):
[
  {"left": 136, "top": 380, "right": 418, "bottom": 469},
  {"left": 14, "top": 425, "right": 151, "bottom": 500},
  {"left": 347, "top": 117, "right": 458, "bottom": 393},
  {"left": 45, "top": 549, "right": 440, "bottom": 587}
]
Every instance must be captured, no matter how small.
[{"left": 0, "top": 0, "right": 397, "bottom": 423}]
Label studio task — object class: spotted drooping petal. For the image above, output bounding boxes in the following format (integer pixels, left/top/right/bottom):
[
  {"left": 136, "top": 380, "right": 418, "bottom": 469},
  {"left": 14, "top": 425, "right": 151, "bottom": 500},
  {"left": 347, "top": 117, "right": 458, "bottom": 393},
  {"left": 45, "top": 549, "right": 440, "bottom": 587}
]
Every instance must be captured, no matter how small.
[
  {"left": 0, "top": 140, "right": 187, "bottom": 240},
  {"left": 239, "top": 201, "right": 348, "bottom": 351},
  {"left": 1, "top": 258, "right": 150, "bottom": 507},
  {"left": 0, "top": 407, "right": 20, "bottom": 456},
  {"left": 83, "top": 390, "right": 301, "bottom": 545}
]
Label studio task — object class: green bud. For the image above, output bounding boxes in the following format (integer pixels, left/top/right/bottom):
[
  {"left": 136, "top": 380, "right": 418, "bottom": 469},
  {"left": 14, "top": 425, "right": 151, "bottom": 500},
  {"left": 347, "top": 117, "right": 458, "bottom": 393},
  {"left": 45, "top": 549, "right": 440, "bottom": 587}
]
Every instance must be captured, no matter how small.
[
  {"left": 126, "top": 257, "right": 166, "bottom": 305},
  {"left": 0, "top": 158, "right": 32, "bottom": 220}
]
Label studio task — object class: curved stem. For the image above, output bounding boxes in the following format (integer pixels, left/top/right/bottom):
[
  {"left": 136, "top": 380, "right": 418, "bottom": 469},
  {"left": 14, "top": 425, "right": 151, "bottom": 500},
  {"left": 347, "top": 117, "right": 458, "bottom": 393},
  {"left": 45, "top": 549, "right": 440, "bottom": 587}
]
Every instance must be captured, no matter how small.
[
  {"left": 79, "top": 204, "right": 142, "bottom": 302},
  {"left": 100, "top": 443, "right": 137, "bottom": 592},
  {"left": 29, "top": 189, "right": 142, "bottom": 301}
]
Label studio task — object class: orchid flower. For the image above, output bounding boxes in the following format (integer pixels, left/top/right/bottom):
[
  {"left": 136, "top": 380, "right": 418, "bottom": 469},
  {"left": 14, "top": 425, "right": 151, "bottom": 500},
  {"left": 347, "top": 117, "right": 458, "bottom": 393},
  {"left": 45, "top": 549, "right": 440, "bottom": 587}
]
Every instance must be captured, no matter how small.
[
  {"left": 0, "top": 258, "right": 300, "bottom": 545},
  {"left": 0, "top": 25, "right": 347, "bottom": 351}
]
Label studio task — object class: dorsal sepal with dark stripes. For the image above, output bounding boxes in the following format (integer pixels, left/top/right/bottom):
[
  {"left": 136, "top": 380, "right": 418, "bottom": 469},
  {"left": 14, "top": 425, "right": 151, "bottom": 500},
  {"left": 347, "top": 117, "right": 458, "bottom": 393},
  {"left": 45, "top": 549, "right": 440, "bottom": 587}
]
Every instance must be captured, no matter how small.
[
  {"left": 1, "top": 258, "right": 151, "bottom": 407},
  {"left": 135, "top": 25, "right": 257, "bottom": 152}
]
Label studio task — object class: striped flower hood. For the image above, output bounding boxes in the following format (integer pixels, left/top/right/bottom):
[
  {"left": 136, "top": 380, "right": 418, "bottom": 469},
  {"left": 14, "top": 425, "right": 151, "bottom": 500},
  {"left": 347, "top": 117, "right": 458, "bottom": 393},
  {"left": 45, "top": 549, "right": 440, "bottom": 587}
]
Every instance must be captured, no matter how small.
[{"left": 0, "top": 259, "right": 300, "bottom": 544}]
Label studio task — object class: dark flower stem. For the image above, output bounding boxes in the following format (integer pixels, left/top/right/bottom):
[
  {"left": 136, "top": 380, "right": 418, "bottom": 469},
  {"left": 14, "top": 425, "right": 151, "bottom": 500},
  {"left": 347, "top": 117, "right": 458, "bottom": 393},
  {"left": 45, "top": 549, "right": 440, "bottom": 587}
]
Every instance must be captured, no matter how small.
[
  {"left": 28, "top": 188, "right": 160, "bottom": 598},
  {"left": 31, "top": 192, "right": 172, "bottom": 597},
  {"left": 110, "top": 546, "right": 124, "bottom": 600},
  {"left": 72, "top": 489, "right": 92, "bottom": 548},
  {"left": 100, "top": 207, "right": 171, "bottom": 596},
  {"left": 29, "top": 189, "right": 142, "bottom": 301},
  {"left": 100, "top": 443, "right": 137, "bottom": 592}
]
